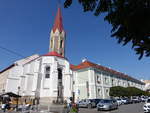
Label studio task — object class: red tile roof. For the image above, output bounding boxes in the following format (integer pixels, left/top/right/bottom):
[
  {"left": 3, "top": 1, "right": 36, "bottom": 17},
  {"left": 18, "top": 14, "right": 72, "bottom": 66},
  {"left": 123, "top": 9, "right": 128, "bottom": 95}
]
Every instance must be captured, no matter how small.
[
  {"left": 52, "top": 7, "right": 64, "bottom": 32},
  {"left": 70, "top": 64, "right": 76, "bottom": 69},
  {"left": 71, "top": 61, "right": 144, "bottom": 85},
  {"left": 43, "top": 51, "right": 64, "bottom": 58}
]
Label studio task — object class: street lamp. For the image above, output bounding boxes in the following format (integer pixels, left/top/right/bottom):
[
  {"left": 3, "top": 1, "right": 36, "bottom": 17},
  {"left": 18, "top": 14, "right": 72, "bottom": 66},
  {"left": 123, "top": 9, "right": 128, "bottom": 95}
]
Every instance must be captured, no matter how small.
[
  {"left": 16, "top": 86, "right": 20, "bottom": 111},
  {"left": 2, "top": 89, "right": 5, "bottom": 94},
  {"left": 2, "top": 89, "right": 5, "bottom": 104}
]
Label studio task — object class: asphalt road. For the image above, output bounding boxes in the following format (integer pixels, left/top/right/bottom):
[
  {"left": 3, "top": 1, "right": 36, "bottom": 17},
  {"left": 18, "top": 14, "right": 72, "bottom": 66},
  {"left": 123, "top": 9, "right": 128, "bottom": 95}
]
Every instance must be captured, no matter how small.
[
  {"left": 0, "top": 103, "right": 145, "bottom": 113},
  {"left": 79, "top": 103, "right": 145, "bottom": 113}
]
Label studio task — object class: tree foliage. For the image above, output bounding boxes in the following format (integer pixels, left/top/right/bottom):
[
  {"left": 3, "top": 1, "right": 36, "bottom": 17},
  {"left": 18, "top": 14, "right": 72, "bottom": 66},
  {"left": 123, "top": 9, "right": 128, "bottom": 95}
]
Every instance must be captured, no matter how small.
[
  {"left": 110, "top": 86, "right": 150, "bottom": 97},
  {"left": 109, "top": 86, "right": 127, "bottom": 97},
  {"left": 64, "top": 0, "right": 150, "bottom": 59}
]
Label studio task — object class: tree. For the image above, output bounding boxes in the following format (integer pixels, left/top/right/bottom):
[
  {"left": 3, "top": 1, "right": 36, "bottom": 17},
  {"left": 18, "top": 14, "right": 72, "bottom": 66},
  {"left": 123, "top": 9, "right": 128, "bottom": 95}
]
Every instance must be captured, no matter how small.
[
  {"left": 110, "top": 86, "right": 150, "bottom": 97},
  {"left": 64, "top": 0, "right": 150, "bottom": 59},
  {"left": 109, "top": 86, "right": 127, "bottom": 97}
]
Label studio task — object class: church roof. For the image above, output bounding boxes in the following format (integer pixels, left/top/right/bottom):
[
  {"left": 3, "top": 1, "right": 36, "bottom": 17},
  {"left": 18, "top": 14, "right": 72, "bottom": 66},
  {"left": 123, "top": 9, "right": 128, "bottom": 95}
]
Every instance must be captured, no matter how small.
[
  {"left": 43, "top": 51, "right": 64, "bottom": 58},
  {"left": 52, "top": 7, "right": 64, "bottom": 32},
  {"left": 71, "top": 60, "right": 145, "bottom": 85},
  {"left": 0, "top": 64, "right": 15, "bottom": 74}
]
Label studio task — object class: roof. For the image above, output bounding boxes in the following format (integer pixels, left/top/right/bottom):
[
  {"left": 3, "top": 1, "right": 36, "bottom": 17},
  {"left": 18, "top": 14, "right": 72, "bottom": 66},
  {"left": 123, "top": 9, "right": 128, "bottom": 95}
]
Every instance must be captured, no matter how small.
[
  {"left": 0, "top": 64, "right": 15, "bottom": 74},
  {"left": 43, "top": 51, "right": 64, "bottom": 58},
  {"left": 71, "top": 61, "right": 145, "bottom": 85},
  {"left": 143, "top": 80, "right": 150, "bottom": 84},
  {"left": 70, "top": 64, "right": 76, "bottom": 69},
  {"left": 52, "top": 7, "right": 64, "bottom": 32}
]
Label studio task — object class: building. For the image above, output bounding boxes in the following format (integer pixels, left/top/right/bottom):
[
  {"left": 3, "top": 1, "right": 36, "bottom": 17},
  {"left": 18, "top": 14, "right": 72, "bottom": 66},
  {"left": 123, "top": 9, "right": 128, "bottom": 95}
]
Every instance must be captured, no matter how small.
[
  {"left": 142, "top": 80, "right": 150, "bottom": 92},
  {"left": 71, "top": 60, "right": 145, "bottom": 101},
  {"left": 0, "top": 54, "right": 39, "bottom": 94},
  {"left": 0, "top": 7, "right": 145, "bottom": 104}
]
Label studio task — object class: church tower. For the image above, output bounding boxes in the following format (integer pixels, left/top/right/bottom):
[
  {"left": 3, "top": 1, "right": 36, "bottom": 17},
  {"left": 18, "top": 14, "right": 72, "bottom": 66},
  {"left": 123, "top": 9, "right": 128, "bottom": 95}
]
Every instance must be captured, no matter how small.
[{"left": 49, "top": 7, "right": 66, "bottom": 57}]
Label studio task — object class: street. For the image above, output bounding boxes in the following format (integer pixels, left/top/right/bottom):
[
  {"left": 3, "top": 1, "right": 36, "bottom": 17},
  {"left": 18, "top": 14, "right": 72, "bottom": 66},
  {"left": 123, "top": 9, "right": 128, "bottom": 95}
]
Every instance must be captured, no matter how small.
[
  {"left": 79, "top": 103, "right": 145, "bottom": 113},
  {"left": 0, "top": 103, "right": 145, "bottom": 113}
]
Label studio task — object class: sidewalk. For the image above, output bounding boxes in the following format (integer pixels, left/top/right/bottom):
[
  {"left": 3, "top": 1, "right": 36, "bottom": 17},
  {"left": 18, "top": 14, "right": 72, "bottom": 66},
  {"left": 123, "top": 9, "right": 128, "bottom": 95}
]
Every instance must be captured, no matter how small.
[{"left": 0, "top": 104, "right": 66, "bottom": 113}]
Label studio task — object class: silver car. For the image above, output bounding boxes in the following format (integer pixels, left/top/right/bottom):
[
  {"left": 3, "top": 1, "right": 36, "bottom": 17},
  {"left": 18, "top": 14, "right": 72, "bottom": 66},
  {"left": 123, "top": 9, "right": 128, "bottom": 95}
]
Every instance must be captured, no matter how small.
[
  {"left": 97, "top": 99, "right": 118, "bottom": 111},
  {"left": 77, "top": 99, "right": 96, "bottom": 108}
]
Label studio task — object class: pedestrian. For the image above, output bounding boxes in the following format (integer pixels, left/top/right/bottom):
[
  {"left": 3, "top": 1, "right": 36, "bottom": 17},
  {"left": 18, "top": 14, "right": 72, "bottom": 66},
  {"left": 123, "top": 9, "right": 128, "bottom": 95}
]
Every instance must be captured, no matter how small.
[
  {"left": 1, "top": 103, "right": 6, "bottom": 112},
  {"left": 1, "top": 97, "right": 7, "bottom": 112}
]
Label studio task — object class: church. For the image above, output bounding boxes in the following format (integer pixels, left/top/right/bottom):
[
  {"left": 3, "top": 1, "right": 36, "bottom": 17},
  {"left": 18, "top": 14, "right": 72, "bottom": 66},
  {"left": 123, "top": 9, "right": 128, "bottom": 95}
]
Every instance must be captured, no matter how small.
[{"left": 0, "top": 7, "right": 145, "bottom": 105}]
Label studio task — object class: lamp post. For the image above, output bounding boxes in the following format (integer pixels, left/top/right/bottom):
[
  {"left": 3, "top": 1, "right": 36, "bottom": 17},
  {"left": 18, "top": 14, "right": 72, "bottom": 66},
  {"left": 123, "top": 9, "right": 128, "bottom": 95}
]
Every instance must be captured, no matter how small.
[
  {"left": 2, "top": 89, "right": 5, "bottom": 94},
  {"left": 16, "top": 86, "right": 20, "bottom": 111},
  {"left": 2, "top": 89, "right": 5, "bottom": 104}
]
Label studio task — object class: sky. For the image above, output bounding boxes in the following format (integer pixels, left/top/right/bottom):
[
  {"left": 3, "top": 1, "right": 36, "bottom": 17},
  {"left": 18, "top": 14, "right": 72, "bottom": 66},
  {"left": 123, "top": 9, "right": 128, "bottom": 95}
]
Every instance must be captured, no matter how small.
[{"left": 0, "top": 0, "right": 149, "bottom": 80}]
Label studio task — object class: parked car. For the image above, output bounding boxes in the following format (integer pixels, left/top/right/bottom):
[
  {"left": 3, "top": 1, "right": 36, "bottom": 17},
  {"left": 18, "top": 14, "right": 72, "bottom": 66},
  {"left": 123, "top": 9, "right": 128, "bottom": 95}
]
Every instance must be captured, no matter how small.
[
  {"left": 116, "top": 99, "right": 122, "bottom": 105},
  {"left": 97, "top": 99, "right": 118, "bottom": 111},
  {"left": 92, "top": 99, "right": 103, "bottom": 106},
  {"left": 77, "top": 99, "right": 96, "bottom": 108},
  {"left": 143, "top": 98, "right": 150, "bottom": 113},
  {"left": 141, "top": 96, "right": 149, "bottom": 102},
  {"left": 131, "top": 97, "right": 140, "bottom": 103},
  {"left": 121, "top": 98, "right": 133, "bottom": 104},
  {"left": 126, "top": 98, "right": 133, "bottom": 104},
  {"left": 121, "top": 98, "right": 127, "bottom": 104}
]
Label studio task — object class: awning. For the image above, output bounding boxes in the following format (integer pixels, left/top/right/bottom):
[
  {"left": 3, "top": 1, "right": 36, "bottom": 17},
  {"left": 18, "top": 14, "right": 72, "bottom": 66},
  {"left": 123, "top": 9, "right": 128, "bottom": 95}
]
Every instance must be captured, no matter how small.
[{"left": 1, "top": 92, "right": 21, "bottom": 98}]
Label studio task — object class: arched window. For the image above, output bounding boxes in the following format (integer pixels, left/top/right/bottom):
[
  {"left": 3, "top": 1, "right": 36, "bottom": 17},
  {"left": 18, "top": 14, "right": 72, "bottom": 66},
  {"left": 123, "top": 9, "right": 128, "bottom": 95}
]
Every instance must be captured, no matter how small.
[
  {"left": 51, "top": 40, "right": 53, "bottom": 48},
  {"left": 60, "top": 40, "right": 63, "bottom": 48},
  {"left": 45, "top": 66, "right": 50, "bottom": 78},
  {"left": 58, "top": 68, "right": 62, "bottom": 79}
]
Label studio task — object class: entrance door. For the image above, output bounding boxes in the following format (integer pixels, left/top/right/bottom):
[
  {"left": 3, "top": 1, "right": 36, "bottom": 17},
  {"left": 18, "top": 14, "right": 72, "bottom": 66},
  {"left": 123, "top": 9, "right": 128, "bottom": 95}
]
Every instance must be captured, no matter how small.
[{"left": 57, "top": 68, "right": 63, "bottom": 103}]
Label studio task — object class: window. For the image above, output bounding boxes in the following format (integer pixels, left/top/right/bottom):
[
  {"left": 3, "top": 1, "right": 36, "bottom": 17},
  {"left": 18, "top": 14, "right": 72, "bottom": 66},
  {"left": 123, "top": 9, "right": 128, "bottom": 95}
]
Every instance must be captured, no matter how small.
[
  {"left": 98, "top": 88, "right": 101, "bottom": 96},
  {"left": 97, "top": 76, "right": 101, "bottom": 84},
  {"left": 58, "top": 68, "right": 62, "bottom": 79},
  {"left": 106, "top": 89, "right": 109, "bottom": 96},
  {"left": 51, "top": 40, "right": 53, "bottom": 48},
  {"left": 118, "top": 80, "right": 120, "bottom": 85},
  {"left": 104, "top": 77, "right": 109, "bottom": 84},
  {"left": 112, "top": 79, "right": 114, "bottom": 86},
  {"left": 60, "top": 40, "right": 63, "bottom": 48},
  {"left": 45, "top": 66, "right": 50, "bottom": 78}
]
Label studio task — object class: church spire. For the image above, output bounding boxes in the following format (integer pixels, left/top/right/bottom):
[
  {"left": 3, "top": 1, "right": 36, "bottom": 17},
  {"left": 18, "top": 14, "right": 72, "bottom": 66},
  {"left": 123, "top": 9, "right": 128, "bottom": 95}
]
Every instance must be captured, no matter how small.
[
  {"left": 49, "top": 6, "right": 66, "bottom": 57},
  {"left": 52, "top": 7, "right": 64, "bottom": 33}
]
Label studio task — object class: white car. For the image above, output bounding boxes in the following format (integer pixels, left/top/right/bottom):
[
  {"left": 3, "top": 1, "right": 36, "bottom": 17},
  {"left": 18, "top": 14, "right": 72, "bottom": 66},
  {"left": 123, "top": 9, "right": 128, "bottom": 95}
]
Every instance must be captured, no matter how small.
[
  {"left": 116, "top": 99, "right": 122, "bottom": 105},
  {"left": 143, "top": 99, "right": 150, "bottom": 113},
  {"left": 121, "top": 98, "right": 127, "bottom": 104}
]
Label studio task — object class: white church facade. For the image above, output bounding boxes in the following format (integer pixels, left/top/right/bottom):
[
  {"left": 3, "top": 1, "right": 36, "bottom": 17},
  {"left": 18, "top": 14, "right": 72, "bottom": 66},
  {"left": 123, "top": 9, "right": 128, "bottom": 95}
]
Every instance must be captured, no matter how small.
[{"left": 0, "top": 7, "right": 145, "bottom": 104}]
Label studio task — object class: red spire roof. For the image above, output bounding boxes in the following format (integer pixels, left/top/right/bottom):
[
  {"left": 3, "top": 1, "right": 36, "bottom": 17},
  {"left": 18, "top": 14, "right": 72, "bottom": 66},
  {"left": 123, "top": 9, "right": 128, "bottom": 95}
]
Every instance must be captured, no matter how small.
[
  {"left": 43, "top": 51, "right": 64, "bottom": 58},
  {"left": 52, "top": 7, "right": 64, "bottom": 32}
]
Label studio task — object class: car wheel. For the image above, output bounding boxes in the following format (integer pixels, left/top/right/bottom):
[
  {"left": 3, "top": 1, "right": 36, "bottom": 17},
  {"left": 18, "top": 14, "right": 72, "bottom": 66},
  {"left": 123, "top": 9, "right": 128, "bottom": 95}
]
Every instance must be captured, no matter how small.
[
  {"left": 97, "top": 108, "right": 100, "bottom": 111},
  {"left": 88, "top": 104, "right": 92, "bottom": 109}
]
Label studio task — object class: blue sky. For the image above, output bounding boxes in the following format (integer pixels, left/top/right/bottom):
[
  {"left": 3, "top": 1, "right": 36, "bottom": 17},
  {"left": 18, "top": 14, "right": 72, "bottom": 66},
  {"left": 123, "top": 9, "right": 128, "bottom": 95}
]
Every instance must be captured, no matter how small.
[{"left": 0, "top": 0, "right": 149, "bottom": 80}]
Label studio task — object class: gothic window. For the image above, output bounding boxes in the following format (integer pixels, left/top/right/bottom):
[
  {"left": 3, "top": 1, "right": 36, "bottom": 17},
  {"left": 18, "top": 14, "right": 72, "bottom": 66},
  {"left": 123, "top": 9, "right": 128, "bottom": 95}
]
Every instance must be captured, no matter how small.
[
  {"left": 58, "top": 68, "right": 62, "bottom": 79},
  {"left": 45, "top": 66, "right": 50, "bottom": 78},
  {"left": 51, "top": 40, "right": 53, "bottom": 48},
  {"left": 60, "top": 40, "right": 63, "bottom": 48}
]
